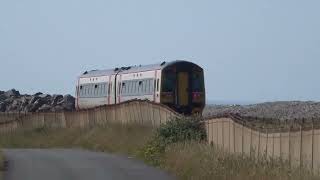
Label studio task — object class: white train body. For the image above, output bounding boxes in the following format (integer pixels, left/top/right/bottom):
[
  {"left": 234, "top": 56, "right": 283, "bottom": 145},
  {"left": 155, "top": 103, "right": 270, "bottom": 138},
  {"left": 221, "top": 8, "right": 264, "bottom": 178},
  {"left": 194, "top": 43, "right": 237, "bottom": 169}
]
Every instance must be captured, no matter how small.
[{"left": 76, "top": 60, "right": 205, "bottom": 115}]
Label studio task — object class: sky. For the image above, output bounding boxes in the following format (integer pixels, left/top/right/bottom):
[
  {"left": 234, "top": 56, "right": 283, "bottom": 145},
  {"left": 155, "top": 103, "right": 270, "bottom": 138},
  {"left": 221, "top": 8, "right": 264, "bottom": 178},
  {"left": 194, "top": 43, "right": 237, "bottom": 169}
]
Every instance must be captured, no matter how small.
[{"left": 0, "top": 0, "right": 319, "bottom": 103}]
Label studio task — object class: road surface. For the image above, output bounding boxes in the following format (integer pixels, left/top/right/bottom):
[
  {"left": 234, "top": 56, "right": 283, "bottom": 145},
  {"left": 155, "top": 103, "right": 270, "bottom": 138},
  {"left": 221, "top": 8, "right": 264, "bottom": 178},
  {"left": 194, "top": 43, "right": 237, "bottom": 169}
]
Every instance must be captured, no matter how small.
[{"left": 3, "top": 149, "right": 174, "bottom": 180}]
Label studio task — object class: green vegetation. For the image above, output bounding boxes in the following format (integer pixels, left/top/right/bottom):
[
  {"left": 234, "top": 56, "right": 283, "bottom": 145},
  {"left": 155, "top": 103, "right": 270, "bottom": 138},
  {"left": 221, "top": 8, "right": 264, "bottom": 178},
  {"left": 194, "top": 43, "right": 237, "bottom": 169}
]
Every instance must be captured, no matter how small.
[
  {"left": 140, "top": 117, "right": 206, "bottom": 166},
  {"left": 0, "top": 119, "right": 318, "bottom": 180}
]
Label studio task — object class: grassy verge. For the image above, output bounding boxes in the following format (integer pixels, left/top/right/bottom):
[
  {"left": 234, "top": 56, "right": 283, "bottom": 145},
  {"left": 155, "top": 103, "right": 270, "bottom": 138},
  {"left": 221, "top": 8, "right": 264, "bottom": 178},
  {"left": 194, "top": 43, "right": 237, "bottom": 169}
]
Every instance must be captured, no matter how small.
[
  {"left": 163, "top": 142, "right": 316, "bottom": 180},
  {"left": 0, "top": 124, "right": 153, "bottom": 156},
  {"left": 0, "top": 150, "right": 4, "bottom": 180},
  {"left": 0, "top": 121, "right": 318, "bottom": 180}
]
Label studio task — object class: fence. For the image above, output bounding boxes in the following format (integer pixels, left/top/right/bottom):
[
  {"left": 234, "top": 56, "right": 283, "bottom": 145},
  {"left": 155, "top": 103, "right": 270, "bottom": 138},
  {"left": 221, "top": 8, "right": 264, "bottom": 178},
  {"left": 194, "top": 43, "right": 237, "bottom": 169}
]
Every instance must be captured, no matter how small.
[
  {"left": 3, "top": 101, "right": 320, "bottom": 173},
  {"left": 0, "top": 100, "right": 181, "bottom": 133},
  {"left": 205, "top": 117, "right": 320, "bottom": 174}
]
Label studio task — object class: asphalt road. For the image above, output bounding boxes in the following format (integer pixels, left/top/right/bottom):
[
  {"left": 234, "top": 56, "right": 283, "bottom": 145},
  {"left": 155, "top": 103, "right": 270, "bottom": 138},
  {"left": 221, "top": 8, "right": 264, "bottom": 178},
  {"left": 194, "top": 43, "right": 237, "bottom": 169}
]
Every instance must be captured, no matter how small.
[{"left": 3, "top": 149, "right": 174, "bottom": 180}]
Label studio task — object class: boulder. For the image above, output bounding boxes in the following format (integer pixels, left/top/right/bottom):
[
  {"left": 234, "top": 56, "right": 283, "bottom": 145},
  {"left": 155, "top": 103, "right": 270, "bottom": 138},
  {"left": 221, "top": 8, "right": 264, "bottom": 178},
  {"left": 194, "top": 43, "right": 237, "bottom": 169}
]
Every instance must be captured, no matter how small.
[
  {"left": 4, "top": 89, "right": 20, "bottom": 97},
  {"left": 38, "top": 104, "right": 52, "bottom": 112},
  {"left": 29, "top": 98, "right": 46, "bottom": 112},
  {"left": 0, "top": 89, "right": 75, "bottom": 112},
  {"left": 61, "top": 95, "right": 75, "bottom": 111},
  {"left": 30, "top": 96, "right": 41, "bottom": 104},
  {"left": 0, "top": 94, "right": 6, "bottom": 101},
  {"left": 0, "top": 102, "right": 6, "bottom": 112},
  {"left": 51, "top": 95, "right": 63, "bottom": 106},
  {"left": 34, "top": 92, "right": 43, "bottom": 96},
  {"left": 51, "top": 105, "right": 64, "bottom": 112}
]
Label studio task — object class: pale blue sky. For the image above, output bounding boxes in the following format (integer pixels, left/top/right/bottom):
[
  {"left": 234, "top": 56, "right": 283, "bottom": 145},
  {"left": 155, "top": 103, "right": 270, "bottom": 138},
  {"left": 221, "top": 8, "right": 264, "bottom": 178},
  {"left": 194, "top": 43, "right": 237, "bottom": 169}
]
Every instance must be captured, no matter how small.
[{"left": 0, "top": 0, "right": 319, "bottom": 103}]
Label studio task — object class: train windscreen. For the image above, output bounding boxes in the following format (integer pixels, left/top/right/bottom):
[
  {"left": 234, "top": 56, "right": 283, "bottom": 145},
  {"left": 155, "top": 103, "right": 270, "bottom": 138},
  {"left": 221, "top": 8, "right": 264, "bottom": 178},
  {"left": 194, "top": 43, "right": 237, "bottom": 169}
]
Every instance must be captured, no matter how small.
[
  {"left": 162, "top": 72, "right": 176, "bottom": 92},
  {"left": 192, "top": 71, "right": 204, "bottom": 92}
]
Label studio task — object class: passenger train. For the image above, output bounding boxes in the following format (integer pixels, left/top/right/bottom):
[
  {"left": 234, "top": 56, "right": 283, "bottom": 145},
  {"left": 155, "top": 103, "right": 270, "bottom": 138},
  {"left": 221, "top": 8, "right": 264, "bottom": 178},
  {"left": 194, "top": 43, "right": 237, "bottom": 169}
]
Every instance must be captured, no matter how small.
[{"left": 75, "top": 60, "right": 205, "bottom": 115}]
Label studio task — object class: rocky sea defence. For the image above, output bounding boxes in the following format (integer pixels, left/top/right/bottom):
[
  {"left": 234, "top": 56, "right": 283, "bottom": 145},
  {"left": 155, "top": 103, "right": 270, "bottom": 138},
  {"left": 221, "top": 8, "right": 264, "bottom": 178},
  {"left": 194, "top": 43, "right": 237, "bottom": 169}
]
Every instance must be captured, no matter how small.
[{"left": 0, "top": 89, "right": 75, "bottom": 112}]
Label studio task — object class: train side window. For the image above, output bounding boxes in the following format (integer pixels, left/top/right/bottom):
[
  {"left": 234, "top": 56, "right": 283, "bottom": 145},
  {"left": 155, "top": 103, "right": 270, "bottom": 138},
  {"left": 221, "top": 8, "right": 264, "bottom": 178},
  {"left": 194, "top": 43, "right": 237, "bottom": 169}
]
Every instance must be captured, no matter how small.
[
  {"left": 87, "top": 85, "right": 90, "bottom": 97},
  {"left": 105, "top": 83, "right": 109, "bottom": 95},
  {"left": 101, "top": 83, "right": 104, "bottom": 96},
  {"left": 84, "top": 85, "right": 87, "bottom": 97},
  {"left": 91, "top": 84, "right": 94, "bottom": 97},
  {"left": 88, "top": 85, "right": 91, "bottom": 97},
  {"left": 156, "top": 79, "right": 159, "bottom": 92},
  {"left": 130, "top": 81, "right": 134, "bottom": 95},
  {"left": 122, "top": 82, "right": 126, "bottom": 95},
  {"left": 138, "top": 81, "right": 142, "bottom": 94},
  {"left": 136, "top": 80, "right": 139, "bottom": 95},
  {"left": 132, "top": 81, "right": 136, "bottom": 95},
  {"left": 148, "top": 79, "right": 151, "bottom": 94},
  {"left": 83, "top": 85, "right": 86, "bottom": 97},
  {"left": 144, "top": 80, "right": 147, "bottom": 94}
]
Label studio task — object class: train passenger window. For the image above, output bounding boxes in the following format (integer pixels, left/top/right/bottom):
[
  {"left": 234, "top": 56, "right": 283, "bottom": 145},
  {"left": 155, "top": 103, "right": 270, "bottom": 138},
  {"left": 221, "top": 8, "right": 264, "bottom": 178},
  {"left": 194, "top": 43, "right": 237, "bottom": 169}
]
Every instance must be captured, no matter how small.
[
  {"left": 122, "top": 82, "right": 126, "bottom": 95},
  {"left": 101, "top": 84, "right": 104, "bottom": 96},
  {"left": 130, "top": 81, "right": 134, "bottom": 95},
  {"left": 91, "top": 84, "right": 95, "bottom": 97},
  {"left": 133, "top": 81, "right": 136, "bottom": 95},
  {"left": 143, "top": 80, "right": 148, "bottom": 94},
  {"left": 107, "top": 83, "right": 109, "bottom": 95},
  {"left": 156, "top": 79, "right": 159, "bottom": 92},
  {"left": 149, "top": 79, "right": 153, "bottom": 93},
  {"left": 138, "top": 81, "right": 142, "bottom": 94}
]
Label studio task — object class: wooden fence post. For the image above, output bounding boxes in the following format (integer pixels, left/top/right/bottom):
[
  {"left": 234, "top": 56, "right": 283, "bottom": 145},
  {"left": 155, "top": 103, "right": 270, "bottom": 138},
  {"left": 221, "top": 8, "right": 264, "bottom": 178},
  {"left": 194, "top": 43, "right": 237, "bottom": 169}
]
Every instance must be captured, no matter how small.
[
  {"left": 229, "top": 119, "right": 231, "bottom": 153},
  {"left": 289, "top": 124, "right": 291, "bottom": 167},
  {"left": 300, "top": 124, "right": 303, "bottom": 172},
  {"left": 258, "top": 128, "right": 261, "bottom": 159},
  {"left": 266, "top": 128, "right": 268, "bottom": 158},
  {"left": 312, "top": 120, "right": 314, "bottom": 173},
  {"left": 242, "top": 121, "right": 244, "bottom": 155},
  {"left": 233, "top": 121, "right": 236, "bottom": 153}
]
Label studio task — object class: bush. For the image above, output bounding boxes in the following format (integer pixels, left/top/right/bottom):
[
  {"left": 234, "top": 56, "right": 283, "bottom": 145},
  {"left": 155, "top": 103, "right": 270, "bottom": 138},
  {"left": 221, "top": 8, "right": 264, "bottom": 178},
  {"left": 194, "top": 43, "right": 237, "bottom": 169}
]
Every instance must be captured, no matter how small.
[{"left": 140, "top": 117, "right": 206, "bottom": 165}]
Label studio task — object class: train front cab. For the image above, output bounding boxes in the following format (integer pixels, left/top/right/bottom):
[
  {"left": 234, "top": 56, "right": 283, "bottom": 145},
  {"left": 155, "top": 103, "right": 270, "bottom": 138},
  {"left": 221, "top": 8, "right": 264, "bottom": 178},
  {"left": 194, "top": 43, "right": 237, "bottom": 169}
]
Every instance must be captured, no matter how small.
[{"left": 160, "top": 61, "right": 205, "bottom": 115}]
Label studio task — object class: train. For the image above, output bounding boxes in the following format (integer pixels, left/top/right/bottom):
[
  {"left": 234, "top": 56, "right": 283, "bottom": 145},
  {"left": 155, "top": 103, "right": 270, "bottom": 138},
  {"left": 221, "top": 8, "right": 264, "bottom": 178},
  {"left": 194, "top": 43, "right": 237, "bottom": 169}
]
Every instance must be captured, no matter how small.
[{"left": 75, "top": 60, "right": 205, "bottom": 115}]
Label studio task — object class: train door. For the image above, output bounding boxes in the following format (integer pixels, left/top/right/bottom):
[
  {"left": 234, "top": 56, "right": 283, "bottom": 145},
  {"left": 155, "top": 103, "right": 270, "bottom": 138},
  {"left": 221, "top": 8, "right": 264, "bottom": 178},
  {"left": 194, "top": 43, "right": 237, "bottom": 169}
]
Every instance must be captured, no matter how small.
[{"left": 178, "top": 72, "right": 189, "bottom": 106}]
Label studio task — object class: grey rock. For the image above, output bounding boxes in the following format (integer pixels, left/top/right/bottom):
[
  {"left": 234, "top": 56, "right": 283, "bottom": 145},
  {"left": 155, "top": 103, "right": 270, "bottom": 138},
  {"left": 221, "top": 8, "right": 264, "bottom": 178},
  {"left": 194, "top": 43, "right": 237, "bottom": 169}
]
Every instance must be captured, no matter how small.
[
  {"left": 204, "top": 101, "right": 320, "bottom": 121},
  {"left": 0, "top": 102, "right": 6, "bottom": 112},
  {"left": 0, "top": 94, "right": 6, "bottom": 101},
  {"left": 51, "top": 95, "right": 63, "bottom": 106},
  {"left": 61, "top": 95, "right": 75, "bottom": 111},
  {"left": 38, "top": 104, "right": 52, "bottom": 112},
  {"left": 34, "top": 92, "right": 43, "bottom": 96},
  {"left": 52, "top": 105, "right": 64, "bottom": 112},
  {"left": 30, "top": 96, "right": 41, "bottom": 104},
  {"left": 4, "top": 89, "right": 20, "bottom": 97},
  {"left": 39, "top": 94, "right": 51, "bottom": 99},
  {"left": 0, "top": 90, "right": 75, "bottom": 113}
]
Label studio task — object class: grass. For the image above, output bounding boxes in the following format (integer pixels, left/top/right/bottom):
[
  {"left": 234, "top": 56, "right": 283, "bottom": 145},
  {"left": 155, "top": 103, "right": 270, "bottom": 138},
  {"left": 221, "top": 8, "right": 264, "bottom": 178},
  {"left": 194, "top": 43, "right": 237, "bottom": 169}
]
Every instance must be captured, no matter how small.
[
  {"left": 163, "top": 142, "right": 318, "bottom": 180},
  {"left": 0, "top": 150, "right": 4, "bottom": 180},
  {"left": 0, "top": 124, "right": 319, "bottom": 180},
  {"left": 0, "top": 124, "right": 153, "bottom": 156}
]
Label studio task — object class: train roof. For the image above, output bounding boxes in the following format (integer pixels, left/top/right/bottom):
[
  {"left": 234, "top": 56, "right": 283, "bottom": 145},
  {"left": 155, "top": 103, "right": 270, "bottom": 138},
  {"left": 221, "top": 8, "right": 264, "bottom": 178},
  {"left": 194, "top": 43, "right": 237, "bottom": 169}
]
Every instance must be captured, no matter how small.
[{"left": 79, "top": 60, "right": 201, "bottom": 78}]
